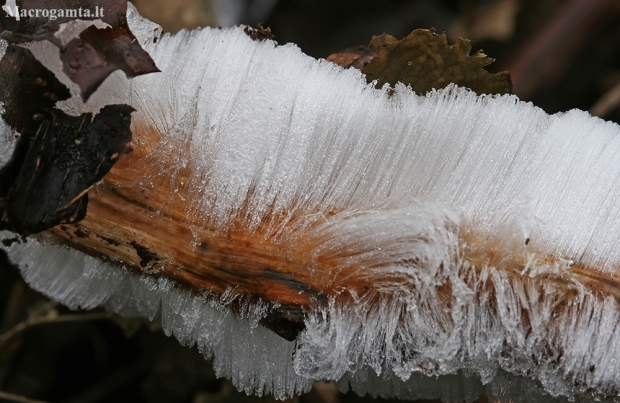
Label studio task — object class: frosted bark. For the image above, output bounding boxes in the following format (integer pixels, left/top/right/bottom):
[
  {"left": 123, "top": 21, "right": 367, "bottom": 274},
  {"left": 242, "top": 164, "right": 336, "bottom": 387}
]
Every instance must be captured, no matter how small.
[{"left": 3, "top": 7, "right": 620, "bottom": 402}]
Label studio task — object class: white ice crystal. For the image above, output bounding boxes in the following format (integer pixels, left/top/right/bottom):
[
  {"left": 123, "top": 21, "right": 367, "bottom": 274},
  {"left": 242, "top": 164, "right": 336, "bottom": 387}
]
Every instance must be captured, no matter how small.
[{"left": 3, "top": 7, "right": 620, "bottom": 402}]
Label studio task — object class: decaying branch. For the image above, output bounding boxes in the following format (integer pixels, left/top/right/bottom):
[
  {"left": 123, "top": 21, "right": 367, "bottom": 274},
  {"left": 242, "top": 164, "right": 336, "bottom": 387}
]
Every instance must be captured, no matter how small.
[{"left": 3, "top": 7, "right": 620, "bottom": 403}]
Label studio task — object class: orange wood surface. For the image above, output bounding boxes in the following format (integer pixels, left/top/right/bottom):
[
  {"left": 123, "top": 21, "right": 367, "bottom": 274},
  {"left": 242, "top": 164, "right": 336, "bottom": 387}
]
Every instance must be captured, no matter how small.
[{"left": 48, "top": 124, "right": 620, "bottom": 339}]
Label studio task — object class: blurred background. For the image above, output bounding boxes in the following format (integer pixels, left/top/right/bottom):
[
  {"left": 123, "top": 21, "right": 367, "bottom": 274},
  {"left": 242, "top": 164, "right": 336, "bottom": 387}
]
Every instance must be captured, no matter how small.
[{"left": 1, "top": 1, "right": 620, "bottom": 402}]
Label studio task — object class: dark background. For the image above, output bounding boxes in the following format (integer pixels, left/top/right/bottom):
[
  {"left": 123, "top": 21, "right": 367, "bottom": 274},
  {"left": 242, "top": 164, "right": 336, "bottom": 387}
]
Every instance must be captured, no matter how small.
[{"left": 1, "top": 0, "right": 619, "bottom": 402}]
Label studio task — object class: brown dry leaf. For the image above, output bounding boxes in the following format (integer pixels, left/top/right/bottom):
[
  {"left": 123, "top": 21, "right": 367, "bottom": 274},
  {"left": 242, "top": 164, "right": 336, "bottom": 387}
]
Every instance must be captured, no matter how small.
[
  {"left": 326, "top": 45, "right": 376, "bottom": 70},
  {"left": 362, "top": 29, "right": 512, "bottom": 96},
  {"left": 61, "top": 22, "right": 160, "bottom": 101}
]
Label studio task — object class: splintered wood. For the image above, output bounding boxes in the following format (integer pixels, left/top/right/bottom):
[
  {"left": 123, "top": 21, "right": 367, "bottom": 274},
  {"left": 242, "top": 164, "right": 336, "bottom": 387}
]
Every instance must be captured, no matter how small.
[{"left": 47, "top": 125, "right": 620, "bottom": 342}]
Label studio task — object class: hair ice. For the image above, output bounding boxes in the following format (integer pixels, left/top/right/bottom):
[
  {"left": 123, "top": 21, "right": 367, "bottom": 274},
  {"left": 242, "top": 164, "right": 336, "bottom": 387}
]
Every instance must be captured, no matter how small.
[{"left": 3, "top": 7, "right": 620, "bottom": 402}]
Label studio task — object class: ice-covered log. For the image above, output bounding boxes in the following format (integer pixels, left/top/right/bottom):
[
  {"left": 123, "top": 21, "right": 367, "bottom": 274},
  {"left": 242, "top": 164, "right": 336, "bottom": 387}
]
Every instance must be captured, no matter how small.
[{"left": 3, "top": 6, "right": 620, "bottom": 402}]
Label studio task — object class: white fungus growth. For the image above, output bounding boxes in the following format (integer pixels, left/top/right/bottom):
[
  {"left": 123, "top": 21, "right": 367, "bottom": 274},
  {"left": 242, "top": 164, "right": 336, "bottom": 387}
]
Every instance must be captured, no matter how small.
[{"left": 3, "top": 8, "right": 620, "bottom": 403}]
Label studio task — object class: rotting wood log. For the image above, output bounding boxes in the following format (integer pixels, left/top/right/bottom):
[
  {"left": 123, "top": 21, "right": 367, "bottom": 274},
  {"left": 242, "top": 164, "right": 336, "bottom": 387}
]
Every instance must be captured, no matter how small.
[
  {"left": 4, "top": 11, "right": 620, "bottom": 401},
  {"left": 45, "top": 129, "right": 620, "bottom": 343}
]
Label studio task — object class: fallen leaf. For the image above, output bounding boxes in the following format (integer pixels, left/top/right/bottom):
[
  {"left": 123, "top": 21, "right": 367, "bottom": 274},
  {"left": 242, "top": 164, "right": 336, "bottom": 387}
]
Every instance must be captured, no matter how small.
[
  {"left": 0, "top": 45, "right": 70, "bottom": 137},
  {"left": 0, "top": 0, "right": 159, "bottom": 101},
  {"left": 362, "top": 29, "right": 512, "bottom": 96},
  {"left": 326, "top": 45, "right": 376, "bottom": 70},
  {"left": 0, "top": 44, "right": 134, "bottom": 235},
  {"left": 61, "top": 23, "right": 160, "bottom": 100}
]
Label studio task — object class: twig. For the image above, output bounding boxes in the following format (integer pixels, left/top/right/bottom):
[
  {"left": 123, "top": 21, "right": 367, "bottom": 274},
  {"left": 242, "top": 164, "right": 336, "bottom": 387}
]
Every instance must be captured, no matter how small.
[
  {"left": 0, "top": 390, "right": 49, "bottom": 403},
  {"left": 0, "top": 312, "right": 117, "bottom": 348},
  {"left": 504, "top": 0, "right": 620, "bottom": 99},
  {"left": 590, "top": 81, "right": 620, "bottom": 118}
]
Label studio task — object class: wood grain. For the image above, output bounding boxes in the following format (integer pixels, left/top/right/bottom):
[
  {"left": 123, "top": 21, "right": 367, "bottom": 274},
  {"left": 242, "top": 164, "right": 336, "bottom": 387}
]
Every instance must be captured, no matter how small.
[{"left": 47, "top": 125, "right": 620, "bottom": 341}]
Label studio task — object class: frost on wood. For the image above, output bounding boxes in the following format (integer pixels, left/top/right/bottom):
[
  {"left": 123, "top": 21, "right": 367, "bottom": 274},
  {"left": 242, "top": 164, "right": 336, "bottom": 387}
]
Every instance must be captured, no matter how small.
[
  {"left": 1, "top": 233, "right": 310, "bottom": 398},
  {"left": 3, "top": 9, "right": 620, "bottom": 403}
]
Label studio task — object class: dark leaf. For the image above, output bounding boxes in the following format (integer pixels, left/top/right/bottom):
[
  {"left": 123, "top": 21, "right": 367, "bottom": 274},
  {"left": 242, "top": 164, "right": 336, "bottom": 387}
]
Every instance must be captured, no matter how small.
[
  {"left": 61, "top": 22, "right": 160, "bottom": 101},
  {"left": 0, "top": 45, "right": 133, "bottom": 235},
  {"left": 1, "top": 0, "right": 159, "bottom": 101},
  {"left": 362, "top": 29, "right": 512, "bottom": 96},
  {"left": 0, "top": 45, "right": 71, "bottom": 137}
]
